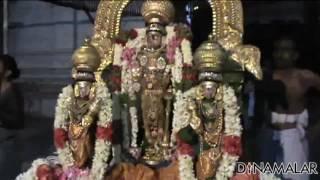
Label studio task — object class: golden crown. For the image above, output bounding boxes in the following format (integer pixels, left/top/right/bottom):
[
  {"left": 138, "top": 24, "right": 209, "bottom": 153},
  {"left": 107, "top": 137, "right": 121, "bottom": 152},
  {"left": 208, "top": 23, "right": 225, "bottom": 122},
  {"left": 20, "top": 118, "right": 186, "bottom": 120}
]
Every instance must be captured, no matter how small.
[
  {"left": 194, "top": 36, "right": 227, "bottom": 73},
  {"left": 72, "top": 38, "right": 101, "bottom": 72},
  {"left": 141, "top": 0, "right": 175, "bottom": 25},
  {"left": 195, "top": 36, "right": 247, "bottom": 83}
]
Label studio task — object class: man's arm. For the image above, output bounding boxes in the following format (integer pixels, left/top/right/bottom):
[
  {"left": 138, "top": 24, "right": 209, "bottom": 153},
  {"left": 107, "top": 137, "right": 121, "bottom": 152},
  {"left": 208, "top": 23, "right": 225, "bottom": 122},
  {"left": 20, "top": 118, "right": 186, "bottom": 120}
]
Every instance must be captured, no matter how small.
[{"left": 301, "top": 70, "right": 320, "bottom": 91}]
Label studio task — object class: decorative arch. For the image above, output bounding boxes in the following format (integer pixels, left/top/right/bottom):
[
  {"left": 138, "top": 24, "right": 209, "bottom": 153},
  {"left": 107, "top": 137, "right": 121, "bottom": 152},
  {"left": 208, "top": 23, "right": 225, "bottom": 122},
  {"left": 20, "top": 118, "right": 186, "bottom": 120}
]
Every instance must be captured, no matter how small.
[
  {"left": 91, "top": 0, "right": 247, "bottom": 82},
  {"left": 207, "top": 0, "right": 244, "bottom": 46},
  {"left": 91, "top": 0, "right": 130, "bottom": 82}
]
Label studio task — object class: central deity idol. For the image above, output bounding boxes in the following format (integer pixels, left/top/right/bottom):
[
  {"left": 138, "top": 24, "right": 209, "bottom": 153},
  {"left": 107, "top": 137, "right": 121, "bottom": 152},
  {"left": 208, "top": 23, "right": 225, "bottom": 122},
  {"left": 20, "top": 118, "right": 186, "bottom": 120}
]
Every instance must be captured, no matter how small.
[
  {"left": 128, "top": 0, "right": 175, "bottom": 165},
  {"left": 110, "top": 0, "right": 193, "bottom": 167}
]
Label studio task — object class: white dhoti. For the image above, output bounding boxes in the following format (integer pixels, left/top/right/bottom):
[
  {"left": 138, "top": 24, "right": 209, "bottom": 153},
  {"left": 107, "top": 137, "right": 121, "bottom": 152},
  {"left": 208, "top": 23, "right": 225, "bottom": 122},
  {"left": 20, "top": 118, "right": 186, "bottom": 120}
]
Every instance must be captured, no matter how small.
[{"left": 272, "top": 110, "right": 309, "bottom": 180}]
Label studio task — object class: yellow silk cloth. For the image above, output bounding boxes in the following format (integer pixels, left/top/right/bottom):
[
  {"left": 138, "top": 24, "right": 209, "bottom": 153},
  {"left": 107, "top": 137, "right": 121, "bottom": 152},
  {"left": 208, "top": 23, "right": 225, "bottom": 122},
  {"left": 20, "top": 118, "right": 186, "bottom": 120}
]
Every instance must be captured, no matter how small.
[{"left": 105, "top": 161, "right": 179, "bottom": 180}]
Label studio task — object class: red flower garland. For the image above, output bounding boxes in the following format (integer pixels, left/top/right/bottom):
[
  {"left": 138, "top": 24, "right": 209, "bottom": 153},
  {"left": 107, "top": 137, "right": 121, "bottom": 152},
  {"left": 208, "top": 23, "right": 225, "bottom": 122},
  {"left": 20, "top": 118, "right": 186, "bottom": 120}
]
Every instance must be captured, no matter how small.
[
  {"left": 183, "top": 72, "right": 197, "bottom": 81},
  {"left": 166, "top": 36, "right": 182, "bottom": 64},
  {"left": 128, "top": 29, "right": 138, "bottom": 40},
  {"left": 223, "top": 135, "right": 242, "bottom": 156},
  {"left": 115, "top": 39, "right": 127, "bottom": 47},
  {"left": 54, "top": 128, "right": 68, "bottom": 149},
  {"left": 36, "top": 164, "right": 63, "bottom": 180},
  {"left": 96, "top": 125, "right": 113, "bottom": 141},
  {"left": 177, "top": 137, "right": 194, "bottom": 157},
  {"left": 36, "top": 164, "right": 53, "bottom": 180}
]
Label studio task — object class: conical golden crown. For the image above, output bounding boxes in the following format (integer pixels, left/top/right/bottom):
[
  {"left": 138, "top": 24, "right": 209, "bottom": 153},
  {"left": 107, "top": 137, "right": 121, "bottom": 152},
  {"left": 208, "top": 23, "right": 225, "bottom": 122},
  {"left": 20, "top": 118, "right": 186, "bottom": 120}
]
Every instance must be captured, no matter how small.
[
  {"left": 141, "top": 0, "right": 175, "bottom": 25},
  {"left": 194, "top": 35, "right": 226, "bottom": 72},
  {"left": 72, "top": 38, "right": 101, "bottom": 72}
]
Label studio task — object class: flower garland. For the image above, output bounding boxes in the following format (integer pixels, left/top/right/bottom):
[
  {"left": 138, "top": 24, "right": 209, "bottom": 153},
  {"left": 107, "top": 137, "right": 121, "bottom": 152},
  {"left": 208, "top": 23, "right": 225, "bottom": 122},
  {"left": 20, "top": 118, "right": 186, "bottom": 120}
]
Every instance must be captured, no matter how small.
[
  {"left": 181, "top": 39, "right": 192, "bottom": 65},
  {"left": 16, "top": 159, "right": 50, "bottom": 180},
  {"left": 171, "top": 86, "right": 199, "bottom": 146},
  {"left": 129, "top": 106, "right": 138, "bottom": 148},
  {"left": 173, "top": 85, "right": 242, "bottom": 180},
  {"left": 16, "top": 156, "right": 64, "bottom": 180},
  {"left": 54, "top": 85, "right": 74, "bottom": 167},
  {"left": 54, "top": 82, "right": 113, "bottom": 180},
  {"left": 216, "top": 85, "right": 242, "bottom": 180},
  {"left": 178, "top": 155, "right": 197, "bottom": 180}
]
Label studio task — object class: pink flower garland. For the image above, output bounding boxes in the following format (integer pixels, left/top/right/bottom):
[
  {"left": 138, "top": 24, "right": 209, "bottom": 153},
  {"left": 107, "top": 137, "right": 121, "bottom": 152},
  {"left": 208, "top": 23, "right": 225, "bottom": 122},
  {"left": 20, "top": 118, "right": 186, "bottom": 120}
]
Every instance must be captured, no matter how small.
[
  {"left": 166, "top": 36, "right": 182, "bottom": 64},
  {"left": 121, "top": 47, "right": 136, "bottom": 68},
  {"left": 60, "top": 166, "right": 90, "bottom": 180}
]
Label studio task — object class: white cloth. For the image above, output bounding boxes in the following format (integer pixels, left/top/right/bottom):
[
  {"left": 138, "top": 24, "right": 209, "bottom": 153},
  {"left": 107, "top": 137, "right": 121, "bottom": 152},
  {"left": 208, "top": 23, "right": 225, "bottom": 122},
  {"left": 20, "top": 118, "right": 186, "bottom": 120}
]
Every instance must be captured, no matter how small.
[{"left": 271, "top": 110, "right": 309, "bottom": 180}]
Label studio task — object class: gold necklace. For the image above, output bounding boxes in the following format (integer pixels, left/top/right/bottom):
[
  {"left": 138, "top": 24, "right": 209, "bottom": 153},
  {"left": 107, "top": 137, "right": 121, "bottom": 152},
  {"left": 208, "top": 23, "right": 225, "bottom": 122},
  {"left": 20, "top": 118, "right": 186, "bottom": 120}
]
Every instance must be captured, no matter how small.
[{"left": 69, "top": 83, "right": 97, "bottom": 129}]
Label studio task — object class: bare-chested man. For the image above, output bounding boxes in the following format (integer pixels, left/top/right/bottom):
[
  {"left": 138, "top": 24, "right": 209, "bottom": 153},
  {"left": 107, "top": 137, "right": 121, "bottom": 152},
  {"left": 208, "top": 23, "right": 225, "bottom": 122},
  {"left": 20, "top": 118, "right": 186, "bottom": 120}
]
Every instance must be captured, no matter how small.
[{"left": 271, "top": 37, "right": 320, "bottom": 180}]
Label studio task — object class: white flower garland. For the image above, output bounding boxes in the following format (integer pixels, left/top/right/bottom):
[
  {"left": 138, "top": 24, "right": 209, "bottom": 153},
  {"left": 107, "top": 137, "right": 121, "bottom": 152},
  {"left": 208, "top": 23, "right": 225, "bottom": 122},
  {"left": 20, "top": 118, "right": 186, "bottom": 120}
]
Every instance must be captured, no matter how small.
[
  {"left": 181, "top": 39, "right": 193, "bottom": 66},
  {"left": 16, "top": 159, "right": 50, "bottom": 180},
  {"left": 178, "top": 155, "right": 197, "bottom": 180},
  {"left": 171, "top": 48, "right": 183, "bottom": 85},
  {"left": 129, "top": 106, "right": 138, "bottom": 147},
  {"left": 55, "top": 85, "right": 74, "bottom": 168},
  {"left": 113, "top": 44, "right": 123, "bottom": 66},
  {"left": 173, "top": 85, "right": 242, "bottom": 180},
  {"left": 215, "top": 85, "right": 242, "bottom": 180},
  {"left": 54, "top": 83, "right": 113, "bottom": 180},
  {"left": 165, "top": 26, "right": 175, "bottom": 45},
  {"left": 216, "top": 154, "right": 239, "bottom": 180},
  {"left": 89, "top": 83, "right": 113, "bottom": 179},
  {"left": 171, "top": 89, "right": 194, "bottom": 146}
]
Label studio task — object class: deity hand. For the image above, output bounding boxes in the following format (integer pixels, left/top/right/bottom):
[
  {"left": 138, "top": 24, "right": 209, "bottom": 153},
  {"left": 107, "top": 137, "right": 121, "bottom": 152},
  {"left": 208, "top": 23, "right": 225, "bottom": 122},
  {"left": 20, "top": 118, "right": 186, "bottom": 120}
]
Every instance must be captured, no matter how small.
[
  {"left": 82, "top": 115, "right": 94, "bottom": 127},
  {"left": 89, "top": 98, "right": 101, "bottom": 114},
  {"left": 81, "top": 99, "right": 101, "bottom": 127},
  {"left": 188, "top": 102, "right": 203, "bottom": 134}
]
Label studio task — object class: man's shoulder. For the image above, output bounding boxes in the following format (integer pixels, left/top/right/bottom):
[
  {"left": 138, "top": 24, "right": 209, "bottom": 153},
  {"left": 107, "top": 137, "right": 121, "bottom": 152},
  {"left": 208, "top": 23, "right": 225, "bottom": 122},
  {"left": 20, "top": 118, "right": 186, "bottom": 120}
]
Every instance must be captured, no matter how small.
[
  {"left": 297, "top": 69, "right": 317, "bottom": 79},
  {"left": 297, "top": 68, "right": 313, "bottom": 74},
  {"left": 294, "top": 69, "right": 320, "bottom": 88}
]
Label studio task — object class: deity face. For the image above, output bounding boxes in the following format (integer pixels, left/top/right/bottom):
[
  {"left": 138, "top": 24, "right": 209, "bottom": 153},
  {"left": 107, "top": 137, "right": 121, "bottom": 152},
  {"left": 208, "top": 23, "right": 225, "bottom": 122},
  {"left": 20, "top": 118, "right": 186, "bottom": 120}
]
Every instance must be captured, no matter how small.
[
  {"left": 273, "top": 38, "right": 298, "bottom": 69},
  {"left": 146, "top": 30, "right": 163, "bottom": 50},
  {"left": 75, "top": 80, "right": 92, "bottom": 99},
  {"left": 201, "top": 81, "right": 219, "bottom": 99}
]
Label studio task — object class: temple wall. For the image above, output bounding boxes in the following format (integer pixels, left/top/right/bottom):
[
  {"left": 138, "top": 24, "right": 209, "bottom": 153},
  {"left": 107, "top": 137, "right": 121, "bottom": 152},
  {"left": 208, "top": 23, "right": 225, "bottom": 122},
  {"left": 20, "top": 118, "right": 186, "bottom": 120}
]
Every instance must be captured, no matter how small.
[
  {"left": 9, "top": 0, "right": 90, "bottom": 117},
  {"left": 8, "top": 0, "right": 144, "bottom": 118}
]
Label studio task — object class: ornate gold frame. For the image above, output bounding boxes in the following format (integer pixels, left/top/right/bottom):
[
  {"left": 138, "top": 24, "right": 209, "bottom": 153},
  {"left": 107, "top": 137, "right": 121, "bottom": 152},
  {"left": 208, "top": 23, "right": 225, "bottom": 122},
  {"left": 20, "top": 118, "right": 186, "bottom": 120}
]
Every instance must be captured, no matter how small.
[{"left": 91, "top": 0, "right": 260, "bottom": 82}]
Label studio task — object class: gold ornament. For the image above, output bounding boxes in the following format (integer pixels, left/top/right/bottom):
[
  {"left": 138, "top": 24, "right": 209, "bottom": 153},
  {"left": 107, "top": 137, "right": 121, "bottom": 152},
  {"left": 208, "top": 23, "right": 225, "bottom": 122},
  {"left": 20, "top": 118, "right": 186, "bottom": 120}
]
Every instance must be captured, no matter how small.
[
  {"left": 230, "top": 45, "right": 262, "bottom": 80},
  {"left": 194, "top": 35, "right": 226, "bottom": 73},
  {"left": 141, "top": 0, "right": 175, "bottom": 25},
  {"left": 72, "top": 38, "right": 101, "bottom": 72},
  {"left": 82, "top": 115, "right": 94, "bottom": 127},
  {"left": 206, "top": 0, "right": 262, "bottom": 80},
  {"left": 207, "top": 0, "right": 243, "bottom": 44}
]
